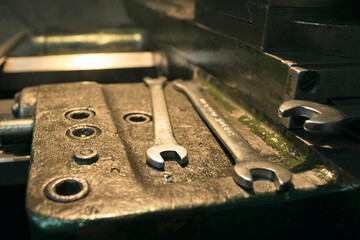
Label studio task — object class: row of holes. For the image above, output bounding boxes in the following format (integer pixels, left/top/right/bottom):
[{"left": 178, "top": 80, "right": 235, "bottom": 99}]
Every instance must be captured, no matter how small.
[
  {"left": 45, "top": 110, "right": 152, "bottom": 202},
  {"left": 45, "top": 109, "right": 97, "bottom": 202},
  {"left": 66, "top": 109, "right": 152, "bottom": 124}
]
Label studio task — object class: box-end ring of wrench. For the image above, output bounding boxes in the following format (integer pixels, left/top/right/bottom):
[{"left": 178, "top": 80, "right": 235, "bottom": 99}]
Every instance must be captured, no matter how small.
[
  {"left": 174, "top": 80, "right": 292, "bottom": 191},
  {"left": 144, "top": 76, "right": 188, "bottom": 169},
  {"left": 279, "top": 100, "right": 360, "bottom": 133}
]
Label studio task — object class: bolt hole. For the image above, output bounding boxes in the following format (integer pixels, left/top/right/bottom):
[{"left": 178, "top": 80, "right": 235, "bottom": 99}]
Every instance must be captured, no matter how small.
[
  {"left": 67, "top": 125, "right": 101, "bottom": 140},
  {"left": 65, "top": 109, "right": 95, "bottom": 120},
  {"left": 44, "top": 177, "right": 89, "bottom": 202},
  {"left": 73, "top": 127, "right": 95, "bottom": 138},
  {"left": 124, "top": 112, "right": 152, "bottom": 124},
  {"left": 130, "top": 116, "right": 146, "bottom": 122},
  {"left": 70, "top": 112, "right": 90, "bottom": 119},
  {"left": 55, "top": 179, "right": 83, "bottom": 196}
]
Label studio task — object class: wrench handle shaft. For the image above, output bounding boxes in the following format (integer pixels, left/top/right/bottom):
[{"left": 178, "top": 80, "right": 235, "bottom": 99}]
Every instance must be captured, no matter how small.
[
  {"left": 175, "top": 80, "right": 292, "bottom": 191},
  {"left": 174, "top": 80, "right": 257, "bottom": 162},
  {"left": 145, "top": 77, "right": 178, "bottom": 145}
]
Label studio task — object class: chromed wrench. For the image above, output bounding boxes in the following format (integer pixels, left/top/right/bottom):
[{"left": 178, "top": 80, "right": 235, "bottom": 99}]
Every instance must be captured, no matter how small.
[
  {"left": 144, "top": 76, "right": 188, "bottom": 169},
  {"left": 174, "top": 80, "right": 292, "bottom": 191}
]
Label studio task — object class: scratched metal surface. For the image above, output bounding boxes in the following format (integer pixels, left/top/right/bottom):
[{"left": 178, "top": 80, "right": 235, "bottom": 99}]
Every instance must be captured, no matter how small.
[{"left": 26, "top": 81, "right": 359, "bottom": 239}]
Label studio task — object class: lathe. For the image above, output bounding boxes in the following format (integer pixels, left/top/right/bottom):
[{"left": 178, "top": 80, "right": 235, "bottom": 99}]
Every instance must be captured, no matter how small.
[{"left": 0, "top": 0, "right": 359, "bottom": 239}]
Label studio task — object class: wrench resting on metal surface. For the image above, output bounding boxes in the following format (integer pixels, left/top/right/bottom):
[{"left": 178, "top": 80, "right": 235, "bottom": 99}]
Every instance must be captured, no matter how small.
[
  {"left": 144, "top": 76, "right": 188, "bottom": 169},
  {"left": 278, "top": 100, "right": 360, "bottom": 133},
  {"left": 174, "top": 80, "right": 292, "bottom": 191}
]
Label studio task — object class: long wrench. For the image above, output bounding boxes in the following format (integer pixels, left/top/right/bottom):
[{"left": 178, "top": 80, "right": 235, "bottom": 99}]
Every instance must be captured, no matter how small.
[
  {"left": 144, "top": 77, "right": 188, "bottom": 169},
  {"left": 174, "top": 80, "right": 292, "bottom": 191}
]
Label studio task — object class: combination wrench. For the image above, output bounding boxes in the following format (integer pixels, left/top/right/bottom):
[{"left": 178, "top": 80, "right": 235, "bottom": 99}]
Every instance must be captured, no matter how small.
[
  {"left": 144, "top": 76, "right": 188, "bottom": 169},
  {"left": 174, "top": 80, "right": 292, "bottom": 191}
]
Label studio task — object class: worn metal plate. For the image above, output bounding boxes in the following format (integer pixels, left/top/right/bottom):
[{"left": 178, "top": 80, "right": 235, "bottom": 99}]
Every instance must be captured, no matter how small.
[{"left": 26, "top": 81, "right": 360, "bottom": 239}]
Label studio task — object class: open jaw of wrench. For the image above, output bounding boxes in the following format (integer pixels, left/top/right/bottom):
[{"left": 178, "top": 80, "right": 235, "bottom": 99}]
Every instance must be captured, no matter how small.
[
  {"left": 143, "top": 76, "right": 188, "bottom": 169},
  {"left": 174, "top": 80, "right": 292, "bottom": 191},
  {"left": 278, "top": 100, "right": 360, "bottom": 133}
]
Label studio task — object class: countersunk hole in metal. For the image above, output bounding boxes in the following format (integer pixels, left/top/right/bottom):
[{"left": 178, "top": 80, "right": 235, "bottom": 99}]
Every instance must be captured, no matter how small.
[
  {"left": 67, "top": 125, "right": 101, "bottom": 140},
  {"left": 44, "top": 177, "right": 89, "bottom": 202},
  {"left": 65, "top": 109, "right": 95, "bottom": 120},
  {"left": 56, "top": 180, "right": 82, "bottom": 196},
  {"left": 123, "top": 112, "right": 152, "bottom": 124}
]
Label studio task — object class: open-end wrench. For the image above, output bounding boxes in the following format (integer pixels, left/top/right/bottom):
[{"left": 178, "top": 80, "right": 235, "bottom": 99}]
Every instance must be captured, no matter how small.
[
  {"left": 174, "top": 80, "right": 292, "bottom": 191},
  {"left": 279, "top": 100, "right": 360, "bottom": 133},
  {"left": 144, "top": 76, "right": 188, "bottom": 169}
]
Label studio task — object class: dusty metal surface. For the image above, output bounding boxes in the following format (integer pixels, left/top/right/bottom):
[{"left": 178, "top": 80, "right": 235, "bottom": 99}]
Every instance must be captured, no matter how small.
[
  {"left": 0, "top": 1, "right": 357, "bottom": 238},
  {"left": 26, "top": 81, "right": 360, "bottom": 239},
  {"left": 103, "top": 81, "right": 233, "bottom": 185}
]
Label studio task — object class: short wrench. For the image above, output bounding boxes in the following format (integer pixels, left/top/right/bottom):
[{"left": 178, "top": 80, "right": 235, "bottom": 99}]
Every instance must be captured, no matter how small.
[
  {"left": 144, "top": 76, "right": 188, "bottom": 169},
  {"left": 174, "top": 80, "right": 292, "bottom": 191}
]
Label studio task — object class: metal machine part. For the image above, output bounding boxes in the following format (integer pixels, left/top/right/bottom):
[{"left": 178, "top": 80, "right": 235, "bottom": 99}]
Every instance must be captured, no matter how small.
[
  {"left": 0, "top": 85, "right": 37, "bottom": 146},
  {"left": 0, "top": 97, "right": 31, "bottom": 186},
  {"left": 12, "top": 86, "right": 38, "bottom": 118},
  {"left": 195, "top": 0, "right": 359, "bottom": 57},
  {"left": 279, "top": 100, "right": 360, "bottom": 134},
  {"left": 1, "top": 0, "right": 360, "bottom": 239},
  {"left": 32, "top": 28, "right": 147, "bottom": 54},
  {"left": 174, "top": 80, "right": 292, "bottom": 191},
  {"left": 23, "top": 80, "right": 359, "bottom": 239},
  {"left": 125, "top": 0, "right": 360, "bottom": 129},
  {"left": 0, "top": 51, "right": 163, "bottom": 94},
  {"left": 143, "top": 76, "right": 188, "bottom": 169},
  {"left": 123, "top": 0, "right": 360, "bottom": 181},
  {"left": 0, "top": 86, "right": 36, "bottom": 185},
  {"left": 0, "top": 118, "right": 33, "bottom": 144}
]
